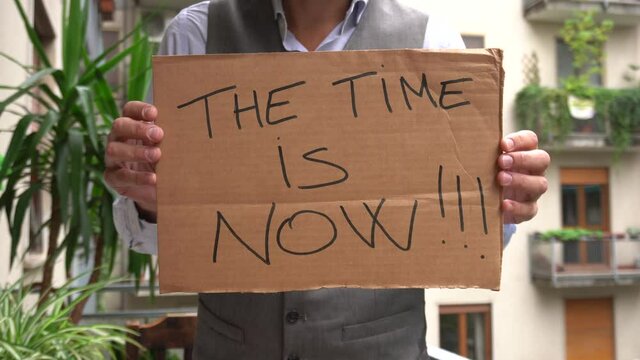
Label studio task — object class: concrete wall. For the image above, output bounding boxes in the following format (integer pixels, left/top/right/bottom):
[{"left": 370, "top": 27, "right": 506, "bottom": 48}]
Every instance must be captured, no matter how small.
[{"left": 416, "top": 0, "right": 640, "bottom": 359}]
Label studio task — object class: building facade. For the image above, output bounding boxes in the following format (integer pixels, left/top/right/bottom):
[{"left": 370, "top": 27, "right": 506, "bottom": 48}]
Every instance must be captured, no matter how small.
[{"left": 421, "top": 1, "right": 640, "bottom": 360}]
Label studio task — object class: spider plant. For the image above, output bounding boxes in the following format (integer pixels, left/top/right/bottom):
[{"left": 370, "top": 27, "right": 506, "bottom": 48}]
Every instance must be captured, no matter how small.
[{"left": 0, "top": 275, "right": 140, "bottom": 359}]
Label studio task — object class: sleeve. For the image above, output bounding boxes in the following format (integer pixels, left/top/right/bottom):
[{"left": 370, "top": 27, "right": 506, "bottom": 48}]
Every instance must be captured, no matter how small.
[
  {"left": 112, "top": 3, "right": 208, "bottom": 255},
  {"left": 113, "top": 197, "right": 158, "bottom": 254},
  {"left": 423, "top": 15, "right": 517, "bottom": 249},
  {"left": 423, "top": 15, "right": 466, "bottom": 50}
]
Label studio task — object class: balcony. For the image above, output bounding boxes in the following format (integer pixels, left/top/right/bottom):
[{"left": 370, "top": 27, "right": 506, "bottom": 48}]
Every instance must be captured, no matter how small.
[
  {"left": 529, "top": 234, "right": 640, "bottom": 288},
  {"left": 515, "top": 86, "right": 640, "bottom": 154},
  {"left": 524, "top": 0, "right": 640, "bottom": 25}
]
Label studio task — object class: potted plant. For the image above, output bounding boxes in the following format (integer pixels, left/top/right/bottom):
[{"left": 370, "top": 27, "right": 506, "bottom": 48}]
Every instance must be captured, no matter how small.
[
  {"left": 0, "top": 275, "right": 141, "bottom": 359},
  {"left": 0, "top": 0, "right": 153, "bottom": 322},
  {"left": 559, "top": 11, "right": 613, "bottom": 120},
  {"left": 541, "top": 228, "right": 603, "bottom": 264},
  {"left": 627, "top": 227, "right": 640, "bottom": 240}
]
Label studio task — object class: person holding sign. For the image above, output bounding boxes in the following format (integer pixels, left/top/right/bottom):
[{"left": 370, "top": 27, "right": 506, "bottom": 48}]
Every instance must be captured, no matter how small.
[{"left": 106, "top": 0, "right": 550, "bottom": 359}]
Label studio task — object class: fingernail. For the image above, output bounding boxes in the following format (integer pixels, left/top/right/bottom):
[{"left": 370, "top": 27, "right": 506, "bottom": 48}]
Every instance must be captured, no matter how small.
[
  {"left": 147, "top": 127, "right": 161, "bottom": 141},
  {"left": 501, "top": 172, "right": 513, "bottom": 186},
  {"left": 142, "top": 107, "right": 149, "bottom": 119},
  {"left": 505, "top": 138, "right": 515, "bottom": 152},
  {"left": 144, "top": 148, "right": 158, "bottom": 162},
  {"left": 501, "top": 155, "right": 513, "bottom": 169}
]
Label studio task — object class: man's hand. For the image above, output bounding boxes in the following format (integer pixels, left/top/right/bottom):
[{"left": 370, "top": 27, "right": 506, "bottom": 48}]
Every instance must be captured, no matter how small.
[
  {"left": 104, "top": 101, "right": 164, "bottom": 221},
  {"left": 498, "top": 130, "right": 550, "bottom": 224}
]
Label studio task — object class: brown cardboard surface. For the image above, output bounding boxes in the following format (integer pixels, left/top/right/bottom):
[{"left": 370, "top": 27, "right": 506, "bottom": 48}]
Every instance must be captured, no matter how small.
[{"left": 153, "top": 49, "right": 504, "bottom": 293}]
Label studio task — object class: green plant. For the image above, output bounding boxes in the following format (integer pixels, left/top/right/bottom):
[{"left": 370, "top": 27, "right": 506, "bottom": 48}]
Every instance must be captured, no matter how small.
[
  {"left": 0, "top": 275, "right": 140, "bottom": 359},
  {"left": 540, "top": 228, "right": 603, "bottom": 242},
  {"left": 607, "top": 88, "right": 640, "bottom": 154},
  {"left": 515, "top": 84, "right": 573, "bottom": 142},
  {"left": 623, "top": 64, "right": 640, "bottom": 87},
  {"left": 559, "top": 11, "right": 613, "bottom": 98},
  {"left": 0, "top": 0, "right": 154, "bottom": 321},
  {"left": 516, "top": 85, "right": 640, "bottom": 156}
]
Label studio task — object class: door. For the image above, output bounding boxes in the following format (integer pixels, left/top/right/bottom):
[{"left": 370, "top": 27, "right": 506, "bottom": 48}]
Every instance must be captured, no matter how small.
[{"left": 565, "top": 298, "right": 614, "bottom": 360}]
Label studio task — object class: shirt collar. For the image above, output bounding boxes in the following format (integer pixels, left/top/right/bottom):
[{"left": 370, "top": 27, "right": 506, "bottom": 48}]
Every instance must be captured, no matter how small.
[{"left": 271, "top": 0, "right": 369, "bottom": 37}]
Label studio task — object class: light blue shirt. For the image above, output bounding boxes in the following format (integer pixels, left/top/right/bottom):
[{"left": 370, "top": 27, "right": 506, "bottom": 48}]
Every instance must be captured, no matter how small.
[{"left": 114, "top": 0, "right": 515, "bottom": 254}]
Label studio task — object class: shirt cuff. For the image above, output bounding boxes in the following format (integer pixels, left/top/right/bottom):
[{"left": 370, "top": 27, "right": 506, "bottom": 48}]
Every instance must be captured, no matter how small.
[
  {"left": 113, "top": 196, "right": 158, "bottom": 255},
  {"left": 503, "top": 223, "right": 516, "bottom": 249}
]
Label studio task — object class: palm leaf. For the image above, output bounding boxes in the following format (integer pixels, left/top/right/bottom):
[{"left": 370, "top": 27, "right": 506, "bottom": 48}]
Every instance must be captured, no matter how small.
[
  {"left": 12, "top": 0, "right": 52, "bottom": 69},
  {"left": 0, "top": 69, "right": 58, "bottom": 117}
]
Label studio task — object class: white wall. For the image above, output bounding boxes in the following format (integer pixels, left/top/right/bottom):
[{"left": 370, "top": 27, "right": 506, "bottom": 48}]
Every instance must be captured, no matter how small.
[{"left": 0, "top": 0, "right": 34, "bottom": 285}]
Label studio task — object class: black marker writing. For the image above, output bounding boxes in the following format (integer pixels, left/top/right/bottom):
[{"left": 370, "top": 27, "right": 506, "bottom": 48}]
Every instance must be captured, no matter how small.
[
  {"left": 177, "top": 85, "right": 237, "bottom": 139},
  {"left": 456, "top": 175, "right": 464, "bottom": 232},
  {"left": 381, "top": 77, "right": 393, "bottom": 113},
  {"left": 276, "top": 210, "right": 337, "bottom": 255},
  {"left": 439, "top": 77, "right": 473, "bottom": 110},
  {"left": 298, "top": 147, "right": 349, "bottom": 190},
  {"left": 477, "top": 177, "right": 488, "bottom": 235},
  {"left": 438, "top": 165, "right": 445, "bottom": 218},
  {"left": 212, "top": 202, "right": 276, "bottom": 265},
  {"left": 266, "top": 80, "right": 307, "bottom": 125},
  {"left": 331, "top": 71, "right": 377, "bottom": 118},
  {"left": 276, "top": 140, "right": 291, "bottom": 188},
  {"left": 341, "top": 199, "right": 418, "bottom": 251},
  {"left": 362, "top": 199, "right": 418, "bottom": 251},
  {"left": 400, "top": 73, "right": 438, "bottom": 110},
  {"left": 234, "top": 90, "right": 263, "bottom": 130}
]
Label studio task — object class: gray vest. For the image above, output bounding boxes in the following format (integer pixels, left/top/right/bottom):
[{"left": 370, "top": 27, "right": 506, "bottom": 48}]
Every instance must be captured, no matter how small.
[{"left": 196, "top": 1, "right": 430, "bottom": 359}]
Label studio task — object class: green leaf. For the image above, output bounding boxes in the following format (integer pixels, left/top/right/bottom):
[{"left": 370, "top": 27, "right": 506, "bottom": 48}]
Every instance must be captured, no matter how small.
[
  {"left": 0, "top": 115, "right": 34, "bottom": 181},
  {"left": 100, "top": 191, "right": 117, "bottom": 273},
  {"left": 12, "top": 0, "right": 51, "bottom": 69},
  {"left": 0, "top": 68, "right": 58, "bottom": 117},
  {"left": 91, "top": 69, "right": 119, "bottom": 122},
  {"left": 80, "top": 38, "right": 143, "bottom": 88},
  {"left": 55, "top": 145, "right": 71, "bottom": 224},
  {"left": 25, "top": 112, "right": 57, "bottom": 160},
  {"left": 68, "top": 129, "right": 91, "bottom": 263},
  {"left": 78, "top": 21, "right": 145, "bottom": 85},
  {"left": 127, "top": 26, "right": 152, "bottom": 101},
  {"left": 76, "top": 87, "right": 99, "bottom": 152},
  {"left": 9, "top": 185, "right": 42, "bottom": 268},
  {"left": 62, "top": 0, "right": 85, "bottom": 90},
  {"left": 0, "top": 51, "right": 33, "bottom": 73}
]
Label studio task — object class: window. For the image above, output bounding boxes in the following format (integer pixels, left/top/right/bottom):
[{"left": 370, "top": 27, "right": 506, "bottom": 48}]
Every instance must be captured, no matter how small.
[
  {"left": 556, "top": 38, "right": 602, "bottom": 86},
  {"left": 561, "top": 168, "right": 610, "bottom": 266},
  {"left": 462, "top": 35, "right": 485, "bottom": 49},
  {"left": 440, "top": 305, "right": 492, "bottom": 360},
  {"left": 561, "top": 168, "right": 609, "bottom": 231}
]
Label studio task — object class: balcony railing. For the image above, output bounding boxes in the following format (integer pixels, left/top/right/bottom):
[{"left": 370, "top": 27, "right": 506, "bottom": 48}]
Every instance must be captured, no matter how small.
[
  {"left": 524, "top": 0, "right": 640, "bottom": 25},
  {"left": 529, "top": 234, "right": 640, "bottom": 288}
]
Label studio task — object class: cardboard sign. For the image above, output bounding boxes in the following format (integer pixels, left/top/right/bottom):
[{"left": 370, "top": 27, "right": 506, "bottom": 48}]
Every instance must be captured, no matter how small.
[{"left": 153, "top": 49, "right": 504, "bottom": 293}]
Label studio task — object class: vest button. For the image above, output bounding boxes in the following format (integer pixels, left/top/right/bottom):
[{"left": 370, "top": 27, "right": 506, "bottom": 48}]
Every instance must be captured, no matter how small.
[
  {"left": 287, "top": 354, "right": 300, "bottom": 360},
  {"left": 286, "top": 310, "right": 300, "bottom": 324}
]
